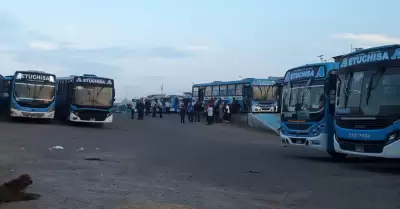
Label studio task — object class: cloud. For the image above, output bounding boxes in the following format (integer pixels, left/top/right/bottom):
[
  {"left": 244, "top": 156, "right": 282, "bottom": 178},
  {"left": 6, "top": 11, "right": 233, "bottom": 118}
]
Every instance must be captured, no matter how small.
[
  {"left": 148, "top": 47, "right": 193, "bottom": 58},
  {"left": 334, "top": 33, "right": 400, "bottom": 44},
  {"left": 29, "top": 41, "right": 59, "bottom": 51}
]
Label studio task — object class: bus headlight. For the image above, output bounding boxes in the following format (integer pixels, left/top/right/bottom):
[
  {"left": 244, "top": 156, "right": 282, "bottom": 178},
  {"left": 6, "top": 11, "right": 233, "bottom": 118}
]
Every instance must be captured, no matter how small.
[
  {"left": 71, "top": 110, "right": 79, "bottom": 116},
  {"left": 48, "top": 105, "right": 55, "bottom": 112},
  {"left": 387, "top": 132, "right": 400, "bottom": 144},
  {"left": 311, "top": 123, "right": 326, "bottom": 136},
  {"left": 106, "top": 112, "right": 113, "bottom": 117}
]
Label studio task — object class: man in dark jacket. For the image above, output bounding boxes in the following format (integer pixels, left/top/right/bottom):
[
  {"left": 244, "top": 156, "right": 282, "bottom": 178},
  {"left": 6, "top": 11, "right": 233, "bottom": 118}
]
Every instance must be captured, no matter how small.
[{"left": 194, "top": 101, "right": 202, "bottom": 122}]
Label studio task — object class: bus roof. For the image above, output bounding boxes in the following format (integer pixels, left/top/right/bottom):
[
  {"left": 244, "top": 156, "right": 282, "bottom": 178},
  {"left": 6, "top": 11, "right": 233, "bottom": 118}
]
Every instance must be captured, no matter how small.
[
  {"left": 341, "top": 44, "right": 400, "bottom": 58},
  {"left": 4, "top": 76, "right": 13, "bottom": 80},
  {"left": 57, "top": 75, "right": 114, "bottom": 81},
  {"left": 14, "top": 70, "right": 55, "bottom": 76},
  {"left": 193, "top": 77, "right": 281, "bottom": 87}
]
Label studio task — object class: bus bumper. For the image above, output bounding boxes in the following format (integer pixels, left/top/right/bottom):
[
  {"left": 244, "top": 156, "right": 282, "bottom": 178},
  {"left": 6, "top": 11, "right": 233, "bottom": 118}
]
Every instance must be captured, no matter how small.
[
  {"left": 69, "top": 112, "right": 113, "bottom": 123},
  {"left": 10, "top": 108, "right": 55, "bottom": 119},
  {"left": 334, "top": 135, "right": 400, "bottom": 158},
  {"left": 280, "top": 133, "right": 328, "bottom": 151}
]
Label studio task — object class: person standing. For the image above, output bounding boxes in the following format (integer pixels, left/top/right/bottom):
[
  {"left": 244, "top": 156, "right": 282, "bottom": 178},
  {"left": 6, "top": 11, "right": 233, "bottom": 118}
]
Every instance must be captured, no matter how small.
[
  {"left": 180, "top": 105, "right": 186, "bottom": 124},
  {"left": 206, "top": 104, "right": 213, "bottom": 125},
  {"left": 158, "top": 100, "right": 163, "bottom": 118},
  {"left": 187, "top": 102, "right": 194, "bottom": 122},
  {"left": 145, "top": 100, "right": 151, "bottom": 116},
  {"left": 130, "top": 102, "right": 135, "bottom": 119},
  {"left": 225, "top": 104, "right": 231, "bottom": 122},
  {"left": 151, "top": 100, "right": 157, "bottom": 117},
  {"left": 137, "top": 99, "right": 145, "bottom": 120},
  {"left": 194, "top": 101, "right": 201, "bottom": 122},
  {"left": 165, "top": 100, "right": 171, "bottom": 115}
]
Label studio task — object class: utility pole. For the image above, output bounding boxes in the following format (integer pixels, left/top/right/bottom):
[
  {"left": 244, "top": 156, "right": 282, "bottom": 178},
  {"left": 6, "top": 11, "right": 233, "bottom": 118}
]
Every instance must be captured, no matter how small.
[
  {"left": 161, "top": 84, "right": 164, "bottom": 94},
  {"left": 317, "top": 55, "right": 324, "bottom": 62}
]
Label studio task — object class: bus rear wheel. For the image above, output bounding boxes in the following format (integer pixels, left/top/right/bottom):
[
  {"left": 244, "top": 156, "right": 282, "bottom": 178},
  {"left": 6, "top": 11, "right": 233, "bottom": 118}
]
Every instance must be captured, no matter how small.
[{"left": 328, "top": 151, "right": 347, "bottom": 161}]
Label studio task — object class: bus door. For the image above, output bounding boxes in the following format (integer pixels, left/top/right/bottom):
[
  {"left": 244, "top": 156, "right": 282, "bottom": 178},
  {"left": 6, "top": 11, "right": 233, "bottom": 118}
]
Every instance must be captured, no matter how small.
[
  {"left": 243, "top": 84, "right": 252, "bottom": 113},
  {"left": 325, "top": 71, "right": 338, "bottom": 152},
  {"left": 198, "top": 87, "right": 205, "bottom": 101}
]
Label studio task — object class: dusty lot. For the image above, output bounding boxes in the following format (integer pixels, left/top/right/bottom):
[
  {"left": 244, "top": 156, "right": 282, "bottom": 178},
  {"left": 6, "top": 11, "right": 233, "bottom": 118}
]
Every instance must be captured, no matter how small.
[{"left": 0, "top": 114, "right": 399, "bottom": 209}]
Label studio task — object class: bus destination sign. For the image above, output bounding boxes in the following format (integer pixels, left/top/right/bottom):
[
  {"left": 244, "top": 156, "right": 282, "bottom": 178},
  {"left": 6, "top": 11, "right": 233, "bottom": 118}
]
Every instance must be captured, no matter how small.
[
  {"left": 16, "top": 73, "right": 55, "bottom": 82},
  {"left": 75, "top": 77, "right": 113, "bottom": 85},
  {"left": 340, "top": 46, "right": 400, "bottom": 68},
  {"left": 283, "top": 66, "right": 325, "bottom": 82}
]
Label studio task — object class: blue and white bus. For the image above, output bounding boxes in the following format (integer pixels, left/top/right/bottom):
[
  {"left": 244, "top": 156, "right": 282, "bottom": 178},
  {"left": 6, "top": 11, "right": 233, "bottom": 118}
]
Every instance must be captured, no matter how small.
[
  {"left": 56, "top": 74, "right": 115, "bottom": 124},
  {"left": 334, "top": 45, "right": 400, "bottom": 158},
  {"left": 280, "top": 63, "right": 344, "bottom": 158},
  {"left": 192, "top": 77, "right": 281, "bottom": 113},
  {"left": 9, "top": 71, "right": 56, "bottom": 120}
]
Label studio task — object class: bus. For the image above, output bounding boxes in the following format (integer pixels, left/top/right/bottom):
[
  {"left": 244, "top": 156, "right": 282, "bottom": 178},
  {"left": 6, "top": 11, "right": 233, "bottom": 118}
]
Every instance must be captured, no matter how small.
[
  {"left": 334, "top": 44, "right": 400, "bottom": 158},
  {"left": 192, "top": 77, "right": 281, "bottom": 113},
  {"left": 56, "top": 74, "right": 115, "bottom": 124},
  {"left": 280, "top": 62, "right": 344, "bottom": 158},
  {"left": 9, "top": 71, "right": 56, "bottom": 120},
  {"left": 0, "top": 76, "right": 11, "bottom": 116}
]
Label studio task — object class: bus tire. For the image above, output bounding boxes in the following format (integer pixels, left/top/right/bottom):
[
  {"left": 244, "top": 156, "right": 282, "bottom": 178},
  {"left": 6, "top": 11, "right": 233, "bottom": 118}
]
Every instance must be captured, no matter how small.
[{"left": 328, "top": 151, "right": 347, "bottom": 161}]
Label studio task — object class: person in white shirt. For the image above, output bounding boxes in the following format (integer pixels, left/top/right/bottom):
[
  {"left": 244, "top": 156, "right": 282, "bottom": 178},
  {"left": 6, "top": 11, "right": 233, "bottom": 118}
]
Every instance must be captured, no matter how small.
[
  {"left": 207, "top": 105, "right": 214, "bottom": 125},
  {"left": 165, "top": 101, "right": 171, "bottom": 115},
  {"left": 225, "top": 104, "right": 231, "bottom": 122}
]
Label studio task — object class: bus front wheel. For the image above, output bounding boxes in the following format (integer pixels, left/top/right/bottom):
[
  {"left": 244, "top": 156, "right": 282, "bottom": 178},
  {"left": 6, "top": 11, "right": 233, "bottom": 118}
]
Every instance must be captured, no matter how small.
[{"left": 328, "top": 151, "right": 347, "bottom": 161}]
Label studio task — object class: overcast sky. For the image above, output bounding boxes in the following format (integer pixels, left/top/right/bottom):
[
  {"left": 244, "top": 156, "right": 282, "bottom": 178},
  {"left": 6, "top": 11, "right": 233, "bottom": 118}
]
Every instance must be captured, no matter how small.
[{"left": 0, "top": 0, "right": 399, "bottom": 101}]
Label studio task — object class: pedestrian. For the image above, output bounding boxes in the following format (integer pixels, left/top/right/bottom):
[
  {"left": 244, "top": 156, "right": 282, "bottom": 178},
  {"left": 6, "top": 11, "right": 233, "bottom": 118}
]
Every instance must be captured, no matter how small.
[
  {"left": 158, "top": 100, "right": 163, "bottom": 118},
  {"left": 194, "top": 101, "right": 201, "bottom": 122},
  {"left": 207, "top": 104, "right": 213, "bottom": 125},
  {"left": 145, "top": 100, "right": 151, "bottom": 116},
  {"left": 225, "top": 104, "right": 231, "bottom": 122},
  {"left": 137, "top": 99, "right": 145, "bottom": 120},
  {"left": 180, "top": 105, "right": 186, "bottom": 124},
  {"left": 187, "top": 102, "right": 194, "bottom": 122},
  {"left": 165, "top": 100, "right": 171, "bottom": 115},
  {"left": 214, "top": 100, "right": 220, "bottom": 123},
  {"left": 151, "top": 100, "right": 157, "bottom": 117},
  {"left": 130, "top": 102, "right": 135, "bottom": 119}
]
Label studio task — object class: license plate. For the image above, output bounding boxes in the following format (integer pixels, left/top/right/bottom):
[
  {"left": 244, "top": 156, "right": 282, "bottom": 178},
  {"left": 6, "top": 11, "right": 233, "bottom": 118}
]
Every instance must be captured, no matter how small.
[
  {"left": 90, "top": 118, "right": 95, "bottom": 121},
  {"left": 355, "top": 145, "right": 364, "bottom": 152}
]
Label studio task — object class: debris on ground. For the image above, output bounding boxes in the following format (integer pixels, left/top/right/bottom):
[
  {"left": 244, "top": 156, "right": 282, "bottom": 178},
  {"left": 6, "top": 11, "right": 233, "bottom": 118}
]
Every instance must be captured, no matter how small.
[
  {"left": 84, "top": 157, "right": 105, "bottom": 161},
  {"left": 246, "top": 170, "right": 262, "bottom": 174},
  {"left": 49, "top": 145, "right": 64, "bottom": 150},
  {"left": 84, "top": 157, "right": 120, "bottom": 164},
  {"left": 77, "top": 147, "right": 85, "bottom": 151}
]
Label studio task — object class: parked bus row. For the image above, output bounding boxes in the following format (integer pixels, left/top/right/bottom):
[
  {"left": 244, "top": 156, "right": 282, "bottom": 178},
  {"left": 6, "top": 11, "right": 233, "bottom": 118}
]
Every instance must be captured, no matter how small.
[
  {"left": 0, "top": 71, "right": 115, "bottom": 125},
  {"left": 280, "top": 44, "right": 400, "bottom": 159},
  {"left": 192, "top": 77, "right": 283, "bottom": 113}
]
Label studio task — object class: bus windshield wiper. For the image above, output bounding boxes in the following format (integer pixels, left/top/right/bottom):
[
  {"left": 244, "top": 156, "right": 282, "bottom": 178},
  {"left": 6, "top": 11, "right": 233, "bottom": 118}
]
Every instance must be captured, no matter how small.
[
  {"left": 35, "top": 84, "right": 45, "bottom": 100},
  {"left": 94, "top": 87, "right": 105, "bottom": 106},
  {"left": 366, "top": 68, "right": 386, "bottom": 105},
  {"left": 343, "top": 71, "right": 354, "bottom": 108}
]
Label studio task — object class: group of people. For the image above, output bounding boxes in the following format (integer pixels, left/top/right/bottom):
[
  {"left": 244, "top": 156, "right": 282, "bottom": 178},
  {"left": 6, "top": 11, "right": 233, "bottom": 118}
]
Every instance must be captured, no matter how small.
[
  {"left": 128, "top": 98, "right": 170, "bottom": 120},
  {"left": 180, "top": 98, "right": 240, "bottom": 125},
  {"left": 127, "top": 97, "right": 240, "bottom": 125}
]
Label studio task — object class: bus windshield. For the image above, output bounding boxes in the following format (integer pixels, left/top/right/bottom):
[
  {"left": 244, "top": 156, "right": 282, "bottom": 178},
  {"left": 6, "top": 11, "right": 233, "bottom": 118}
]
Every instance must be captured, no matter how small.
[
  {"left": 336, "top": 67, "right": 400, "bottom": 116},
  {"left": 73, "top": 85, "right": 113, "bottom": 107},
  {"left": 14, "top": 82, "right": 55, "bottom": 104},
  {"left": 252, "top": 85, "right": 277, "bottom": 101},
  {"left": 282, "top": 81, "right": 325, "bottom": 121}
]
